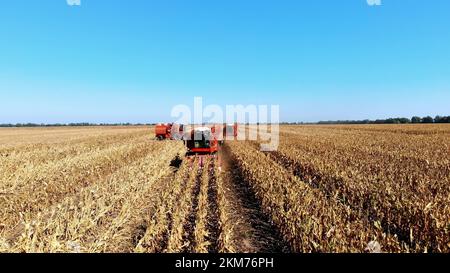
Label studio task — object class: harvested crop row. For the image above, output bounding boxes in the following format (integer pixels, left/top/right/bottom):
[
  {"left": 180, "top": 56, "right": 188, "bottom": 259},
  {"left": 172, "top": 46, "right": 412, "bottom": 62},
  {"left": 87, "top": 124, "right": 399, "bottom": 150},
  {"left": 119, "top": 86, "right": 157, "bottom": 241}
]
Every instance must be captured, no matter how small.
[
  {"left": 193, "top": 158, "right": 212, "bottom": 253},
  {"left": 88, "top": 143, "right": 185, "bottom": 253},
  {"left": 136, "top": 158, "right": 203, "bottom": 253},
  {"left": 227, "top": 141, "right": 404, "bottom": 253},
  {"left": 134, "top": 157, "right": 191, "bottom": 253},
  {"left": 217, "top": 146, "right": 289, "bottom": 253},
  {"left": 137, "top": 157, "right": 224, "bottom": 253},
  {"left": 1, "top": 142, "right": 185, "bottom": 253},
  {"left": 0, "top": 133, "right": 152, "bottom": 181},
  {"left": 164, "top": 158, "right": 200, "bottom": 252},
  {"left": 0, "top": 126, "right": 150, "bottom": 150},
  {"left": 205, "top": 159, "right": 220, "bottom": 253},
  {"left": 0, "top": 140, "right": 165, "bottom": 230},
  {"left": 215, "top": 164, "right": 236, "bottom": 253}
]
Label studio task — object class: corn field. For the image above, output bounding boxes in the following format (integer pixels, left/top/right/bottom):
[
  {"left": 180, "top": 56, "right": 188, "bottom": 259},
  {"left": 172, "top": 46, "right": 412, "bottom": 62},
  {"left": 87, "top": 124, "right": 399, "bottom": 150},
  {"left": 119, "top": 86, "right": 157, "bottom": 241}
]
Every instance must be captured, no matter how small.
[{"left": 0, "top": 125, "right": 448, "bottom": 253}]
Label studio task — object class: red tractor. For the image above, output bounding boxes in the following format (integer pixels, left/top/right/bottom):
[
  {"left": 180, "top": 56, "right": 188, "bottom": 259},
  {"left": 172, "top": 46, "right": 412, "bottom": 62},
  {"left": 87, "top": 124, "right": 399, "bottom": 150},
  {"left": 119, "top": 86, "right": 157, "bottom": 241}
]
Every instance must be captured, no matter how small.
[
  {"left": 185, "top": 123, "right": 238, "bottom": 153},
  {"left": 185, "top": 126, "right": 219, "bottom": 154},
  {"left": 184, "top": 124, "right": 238, "bottom": 169}
]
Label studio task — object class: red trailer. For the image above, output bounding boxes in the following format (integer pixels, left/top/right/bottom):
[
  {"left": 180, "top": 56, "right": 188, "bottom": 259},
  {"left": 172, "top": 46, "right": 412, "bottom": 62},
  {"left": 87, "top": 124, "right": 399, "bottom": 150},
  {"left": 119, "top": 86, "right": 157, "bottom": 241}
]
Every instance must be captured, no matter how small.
[
  {"left": 155, "top": 123, "right": 172, "bottom": 140},
  {"left": 155, "top": 123, "right": 185, "bottom": 140}
]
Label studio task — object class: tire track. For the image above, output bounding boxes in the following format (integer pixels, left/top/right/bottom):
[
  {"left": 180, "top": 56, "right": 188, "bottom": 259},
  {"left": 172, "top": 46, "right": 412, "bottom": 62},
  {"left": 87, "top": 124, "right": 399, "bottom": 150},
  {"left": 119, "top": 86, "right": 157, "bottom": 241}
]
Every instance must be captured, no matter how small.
[
  {"left": 206, "top": 159, "right": 220, "bottom": 253},
  {"left": 181, "top": 164, "right": 203, "bottom": 252},
  {"left": 218, "top": 145, "right": 290, "bottom": 253}
]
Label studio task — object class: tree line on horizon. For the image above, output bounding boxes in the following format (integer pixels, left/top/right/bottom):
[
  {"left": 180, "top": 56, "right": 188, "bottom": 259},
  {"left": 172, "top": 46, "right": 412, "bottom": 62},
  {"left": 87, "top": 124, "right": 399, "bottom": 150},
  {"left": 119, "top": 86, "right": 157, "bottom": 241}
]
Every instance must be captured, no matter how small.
[
  {"left": 0, "top": 115, "right": 449, "bottom": 127},
  {"left": 0, "top": 122, "right": 153, "bottom": 128},
  {"left": 314, "top": 115, "right": 450, "bottom": 125}
]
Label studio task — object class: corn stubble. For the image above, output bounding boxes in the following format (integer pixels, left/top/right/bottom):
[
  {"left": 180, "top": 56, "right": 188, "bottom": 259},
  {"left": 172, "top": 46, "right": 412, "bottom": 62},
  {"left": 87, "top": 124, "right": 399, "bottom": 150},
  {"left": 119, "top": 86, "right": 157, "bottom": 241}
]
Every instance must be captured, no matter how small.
[{"left": 0, "top": 125, "right": 448, "bottom": 253}]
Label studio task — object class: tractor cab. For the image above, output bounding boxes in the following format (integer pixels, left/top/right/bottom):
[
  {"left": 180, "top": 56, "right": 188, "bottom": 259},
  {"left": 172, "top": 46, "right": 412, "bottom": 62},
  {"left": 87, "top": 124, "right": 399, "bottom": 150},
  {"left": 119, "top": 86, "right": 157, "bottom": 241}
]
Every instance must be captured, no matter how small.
[{"left": 185, "top": 127, "right": 218, "bottom": 154}]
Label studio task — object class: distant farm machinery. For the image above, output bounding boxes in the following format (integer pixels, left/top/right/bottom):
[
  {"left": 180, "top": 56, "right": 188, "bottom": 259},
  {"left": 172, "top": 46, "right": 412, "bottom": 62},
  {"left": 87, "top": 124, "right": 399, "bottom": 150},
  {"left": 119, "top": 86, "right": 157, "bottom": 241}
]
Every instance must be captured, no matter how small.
[
  {"left": 154, "top": 123, "right": 185, "bottom": 140},
  {"left": 155, "top": 123, "right": 238, "bottom": 168}
]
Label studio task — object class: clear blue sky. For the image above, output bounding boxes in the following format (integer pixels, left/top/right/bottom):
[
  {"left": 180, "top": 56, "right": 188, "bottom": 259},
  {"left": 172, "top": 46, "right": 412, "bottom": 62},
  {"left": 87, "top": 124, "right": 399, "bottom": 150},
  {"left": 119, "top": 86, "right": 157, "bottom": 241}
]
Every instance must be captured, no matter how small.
[{"left": 1, "top": 0, "right": 449, "bottom": 123}]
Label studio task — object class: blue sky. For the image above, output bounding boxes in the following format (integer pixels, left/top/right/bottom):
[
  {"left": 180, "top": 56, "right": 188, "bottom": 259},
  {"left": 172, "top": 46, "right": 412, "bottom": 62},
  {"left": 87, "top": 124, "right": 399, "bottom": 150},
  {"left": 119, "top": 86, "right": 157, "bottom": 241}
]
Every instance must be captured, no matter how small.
[{"left": 1, "top": 0, "right": 449, "bottom": 123}]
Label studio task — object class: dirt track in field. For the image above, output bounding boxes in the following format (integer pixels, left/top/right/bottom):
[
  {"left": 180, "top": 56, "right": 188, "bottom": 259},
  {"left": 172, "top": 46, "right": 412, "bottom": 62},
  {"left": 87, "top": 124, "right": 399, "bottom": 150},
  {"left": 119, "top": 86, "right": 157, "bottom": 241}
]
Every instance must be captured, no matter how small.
[
  {"left": 165, "top": 145, "right": 290, "bottom": 253},
  {"left": 215, "top": 145, "right": 290, "bottom": 253}
]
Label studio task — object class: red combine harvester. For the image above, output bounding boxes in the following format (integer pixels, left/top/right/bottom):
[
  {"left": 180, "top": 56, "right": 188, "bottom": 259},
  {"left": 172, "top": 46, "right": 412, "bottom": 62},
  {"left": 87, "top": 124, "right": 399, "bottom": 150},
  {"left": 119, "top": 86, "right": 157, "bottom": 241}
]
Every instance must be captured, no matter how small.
[
  {"left": 155, "top": 123, "right": 184, "bottom": 140},
  {"left": 185, "top": 126, "right": 219, "bottom": 154},
  {"left": 185, "top": 123, "right": 238, "bottom": 153},
  {"left": 185, "top": 124, "right": 238, "bottom": 169}
]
